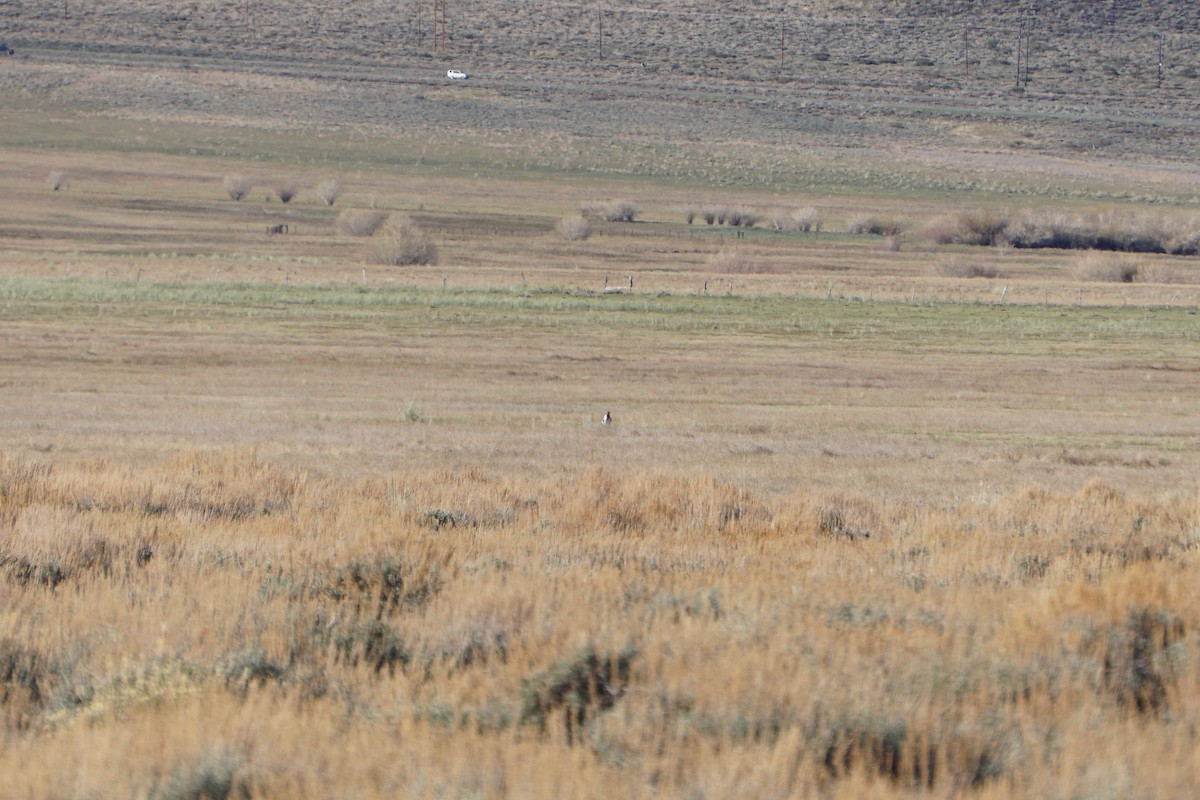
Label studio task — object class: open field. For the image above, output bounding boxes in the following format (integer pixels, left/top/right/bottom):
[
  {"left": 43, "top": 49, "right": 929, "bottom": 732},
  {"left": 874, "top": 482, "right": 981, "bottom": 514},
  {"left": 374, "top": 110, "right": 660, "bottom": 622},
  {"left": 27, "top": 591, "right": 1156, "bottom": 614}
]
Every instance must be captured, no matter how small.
[{"left": 3, "top": 3, "right": 1200, "bottom": 796}]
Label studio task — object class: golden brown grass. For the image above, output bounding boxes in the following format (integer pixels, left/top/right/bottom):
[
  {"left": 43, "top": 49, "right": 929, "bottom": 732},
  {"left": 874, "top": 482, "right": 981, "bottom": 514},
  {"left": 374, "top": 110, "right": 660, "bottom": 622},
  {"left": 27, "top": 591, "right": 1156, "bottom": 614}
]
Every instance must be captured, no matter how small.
[{"left": 2, "top": 450, "right": 1199, "bottom": 797}]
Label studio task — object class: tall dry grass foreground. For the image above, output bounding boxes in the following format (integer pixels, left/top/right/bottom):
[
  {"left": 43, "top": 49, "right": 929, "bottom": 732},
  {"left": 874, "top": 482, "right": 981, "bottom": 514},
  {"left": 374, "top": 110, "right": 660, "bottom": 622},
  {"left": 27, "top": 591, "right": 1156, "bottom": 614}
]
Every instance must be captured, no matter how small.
[{"left": 2, "top": 450, "right": 1199, "bottom": 797}]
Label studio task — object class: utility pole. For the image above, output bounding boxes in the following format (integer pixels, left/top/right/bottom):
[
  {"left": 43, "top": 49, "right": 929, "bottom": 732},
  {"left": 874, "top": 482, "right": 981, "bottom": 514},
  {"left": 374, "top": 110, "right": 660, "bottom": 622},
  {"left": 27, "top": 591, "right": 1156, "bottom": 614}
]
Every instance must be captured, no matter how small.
[
  {"left": 1015, "top": 21, "right": 1022, "bottom": 87},
  {"left": 1012, "top": 16, "right": 1032, "bottom": 88},
  {"left": 963, "top": 25, "right": 971, "bottom": 80},
  {"left": 780, "top": 17, "right": 786, "bottom": 69},
  {"left": 1023, "top": 21, "right": 1032, "bottom": 86},
  {"left": 1156, "top": 32, "right": 1164, "bottom": 87},
  {"left": 433, "top": 0, "right": 447, "bottom": 52}
]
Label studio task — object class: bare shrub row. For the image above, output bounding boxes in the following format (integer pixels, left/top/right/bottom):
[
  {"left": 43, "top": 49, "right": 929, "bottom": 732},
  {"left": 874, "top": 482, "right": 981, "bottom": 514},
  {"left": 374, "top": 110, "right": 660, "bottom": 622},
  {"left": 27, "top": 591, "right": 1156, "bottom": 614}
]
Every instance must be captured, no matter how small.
[
  {"left": 582, "top": 200, "right": 638, "bottom": 223},
  {"left": 223, "top": 175, "right": 343, "bottom": 205},
  {"left": 936, "top": 250, "right": 1191, "bottom": 284},
  {"left": 922, "top": 207, "right": 1200, "bottom": 255},
  {"left": 845, "top": 214, "right": 907, "bottom": 237},
  {"left": 686, "top": 206, "right": 823, "bottom": 232},
  {"left": 773, "top": 206, "right": 823, "bottom": 232},
  {"left": 686, "top": 206, "right": 764, "bottom": 228}
]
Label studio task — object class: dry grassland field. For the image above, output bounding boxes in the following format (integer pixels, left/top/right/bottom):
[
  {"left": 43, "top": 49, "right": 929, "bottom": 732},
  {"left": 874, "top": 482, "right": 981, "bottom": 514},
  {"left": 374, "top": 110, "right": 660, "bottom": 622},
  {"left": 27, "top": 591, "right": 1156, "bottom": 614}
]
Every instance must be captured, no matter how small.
[{"left": 2, "top": 1, "right": 1200, "bottom": 797}]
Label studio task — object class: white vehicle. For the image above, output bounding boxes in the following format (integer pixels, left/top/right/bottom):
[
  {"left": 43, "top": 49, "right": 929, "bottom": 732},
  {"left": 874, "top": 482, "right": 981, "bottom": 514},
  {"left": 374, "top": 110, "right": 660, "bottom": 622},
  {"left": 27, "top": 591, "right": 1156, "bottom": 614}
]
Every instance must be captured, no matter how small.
[{"left": 446, "top": 69, "right": 468, "bottom": 80}]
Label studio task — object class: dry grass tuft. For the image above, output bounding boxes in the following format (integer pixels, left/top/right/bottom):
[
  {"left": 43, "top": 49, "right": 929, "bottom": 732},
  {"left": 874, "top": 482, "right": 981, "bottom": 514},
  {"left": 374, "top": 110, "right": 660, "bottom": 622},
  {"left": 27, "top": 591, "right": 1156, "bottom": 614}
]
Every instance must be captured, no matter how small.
[
  {"left": 1072, "top": 250, "right": 1140, "bottom": 283},
  {"left": 1135, "top": 259, "right": 1196, "bottom": 284},
  {"left": 877, "top": 233, "right": 904, "bottom": 252},
  {"left": 705, "top": 247, "right": 773, "bottom": 274},
  {"left": 934, "top": 255, "right": 1001, "bottom": 278}
]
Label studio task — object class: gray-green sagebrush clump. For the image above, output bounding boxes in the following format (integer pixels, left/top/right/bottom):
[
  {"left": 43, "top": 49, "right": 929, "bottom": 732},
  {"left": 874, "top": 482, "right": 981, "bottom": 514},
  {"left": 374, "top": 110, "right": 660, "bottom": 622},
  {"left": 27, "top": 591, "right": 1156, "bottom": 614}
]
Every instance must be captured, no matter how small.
[{"left": 519, "top": 644, "right": 637, "bottom": 745}]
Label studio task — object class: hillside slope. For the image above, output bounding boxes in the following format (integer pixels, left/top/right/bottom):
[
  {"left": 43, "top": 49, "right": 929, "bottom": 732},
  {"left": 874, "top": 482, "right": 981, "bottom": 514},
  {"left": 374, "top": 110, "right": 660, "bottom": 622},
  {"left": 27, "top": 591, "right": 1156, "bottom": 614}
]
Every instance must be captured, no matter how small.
[
  {"left": 2, "top": 1, "right": 1199, "bottom": 168},
  {"left": 4, "top": 1, "right": 1197, "bottom": 87}
]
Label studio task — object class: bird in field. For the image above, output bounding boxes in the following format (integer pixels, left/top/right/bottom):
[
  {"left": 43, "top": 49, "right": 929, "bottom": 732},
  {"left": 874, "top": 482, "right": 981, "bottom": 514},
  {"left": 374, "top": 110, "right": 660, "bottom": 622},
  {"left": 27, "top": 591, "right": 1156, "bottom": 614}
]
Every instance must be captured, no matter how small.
[{"left": 601, "top": 411, "right": 612, "bottom": 426}]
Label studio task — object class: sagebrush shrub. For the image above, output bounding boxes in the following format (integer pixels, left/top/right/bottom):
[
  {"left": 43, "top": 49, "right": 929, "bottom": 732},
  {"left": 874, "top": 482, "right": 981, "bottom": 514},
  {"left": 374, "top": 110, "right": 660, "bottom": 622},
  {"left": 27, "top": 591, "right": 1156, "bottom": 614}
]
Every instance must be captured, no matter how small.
[
  {"left": 792, "top": 207, "right": 822, "bottom": 233},
  {"left": 519, "top": 644, "right": 636, "bottom": 745},
  {"left": 152, "top": 750, "right": 249, "bottom": 800},
  {"left": 223, "top": 175, "right": 252, "bottom": 201},
  {"left": 274, "top": 181, "right": 297, "bottom": 204},
  {"left": 1094, "top": 607, "right": 1186, "bottom": 715},
  {"left": 336, "top": 209, "right": 388, "bottom": 237},
  {"left": 364, "top": 216, "right": 436, "bottom": 266},
  {"left": 1167, "top": 228, "right": 1200, "bottom": 256},
  {"left": 846, "top": 215, "right": 904, "bottom": 236},
  {"left": 604, "top": 200, "right": 637, "bottom": 223},
  {"left": 335, "top": 620, "right": 410, "bottom": 675},
  {"left": 316, "top": 178, "right": 343, "bottom": 207},
  {"left": 918, "top": 215, "right": 961, "bottom": 245},
  {"left": 957, "top": 208, "right": 1010, "bottom": 246},
  {"left": 771, "top": 208, "right": 821, "bottom": 232},
  {"left": 556, "top": 215, "right": 591, "bottom": 241},
  {"left": 727, "top": 209, "right": 760, "bottom": 228}
]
